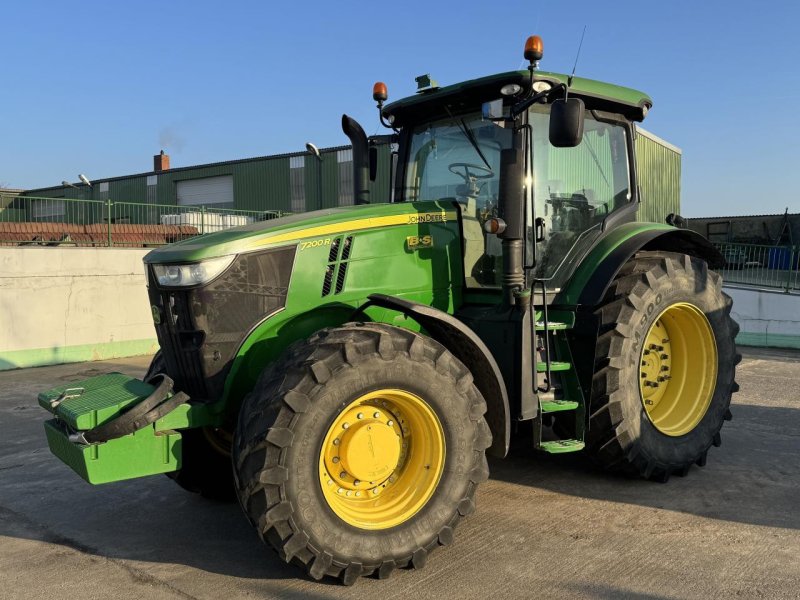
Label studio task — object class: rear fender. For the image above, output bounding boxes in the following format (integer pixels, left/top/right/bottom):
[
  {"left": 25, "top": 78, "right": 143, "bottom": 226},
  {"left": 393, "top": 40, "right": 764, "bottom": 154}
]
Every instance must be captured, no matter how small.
[
  {"left": 556, "top": 225, "right": 724, "bottom": 407},
  {"left": 557, "top": 224, "right": 724, "bottom": 308}
]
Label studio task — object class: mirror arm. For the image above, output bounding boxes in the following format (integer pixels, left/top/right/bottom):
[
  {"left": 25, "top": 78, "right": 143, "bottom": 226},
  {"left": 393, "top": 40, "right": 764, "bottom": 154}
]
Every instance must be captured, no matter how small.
[{"left": 510, "top": 83, "right": 566, "bottom": 119}]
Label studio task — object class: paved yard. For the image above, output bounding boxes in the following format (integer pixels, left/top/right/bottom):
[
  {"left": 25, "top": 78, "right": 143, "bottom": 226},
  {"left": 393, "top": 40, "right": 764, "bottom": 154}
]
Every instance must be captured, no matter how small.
[{"left": 0, "top": 348, "right": 798, "bottom": 599}]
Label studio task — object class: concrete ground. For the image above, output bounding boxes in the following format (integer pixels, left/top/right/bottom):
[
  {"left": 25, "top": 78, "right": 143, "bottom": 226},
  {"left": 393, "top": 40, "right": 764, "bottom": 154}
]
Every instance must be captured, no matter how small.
[{"left": 1, "top": 348, "right": 798, "bottom": 600}]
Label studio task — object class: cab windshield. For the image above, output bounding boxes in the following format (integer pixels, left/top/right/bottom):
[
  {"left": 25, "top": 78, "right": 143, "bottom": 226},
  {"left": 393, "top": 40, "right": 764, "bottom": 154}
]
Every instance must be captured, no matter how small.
[
  {"left": 403, "top": 113, "right": 512, "bottom": 205},
  {"left": 403, "top": 113, "right": 513, "bottom": 287}
]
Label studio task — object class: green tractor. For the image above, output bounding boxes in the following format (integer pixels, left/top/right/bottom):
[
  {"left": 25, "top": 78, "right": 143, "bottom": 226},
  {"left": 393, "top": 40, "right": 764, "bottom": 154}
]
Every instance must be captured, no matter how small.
[{"left": 40, "top": 36, "right": 739, "bottom": 585}]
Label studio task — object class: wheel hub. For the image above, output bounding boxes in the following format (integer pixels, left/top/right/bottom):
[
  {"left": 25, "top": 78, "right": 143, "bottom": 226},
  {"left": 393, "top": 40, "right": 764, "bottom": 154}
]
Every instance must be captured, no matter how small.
[
  {"left": 324, "top": 405, "right": 403, "bottom": 492},
  {"left": 640, "top": 319, "right": 672, "bottom": 407},
  {"left": 638, "top": 302, "right": 717, "bottom": 437},
  {"left": 318, "top": 389, "right": 445, "bottom": 529}
]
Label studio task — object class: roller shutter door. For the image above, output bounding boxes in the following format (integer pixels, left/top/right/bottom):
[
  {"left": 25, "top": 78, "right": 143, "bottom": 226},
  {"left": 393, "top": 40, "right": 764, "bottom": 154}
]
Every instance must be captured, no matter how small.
[{"left": 177, "top": 175, "right": 234, "bottom": 206}]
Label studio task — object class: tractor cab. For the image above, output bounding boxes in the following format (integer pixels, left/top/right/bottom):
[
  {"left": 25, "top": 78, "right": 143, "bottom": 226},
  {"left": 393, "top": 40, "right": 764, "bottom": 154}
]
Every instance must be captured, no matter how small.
[{"left": 376, "top": 39, "right": 651, "bottom": 296}]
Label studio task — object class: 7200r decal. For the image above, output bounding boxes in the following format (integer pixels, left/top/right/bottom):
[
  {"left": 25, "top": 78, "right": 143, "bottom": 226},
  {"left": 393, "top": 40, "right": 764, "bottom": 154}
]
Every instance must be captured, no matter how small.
[{"left": 300, "top": 238, "right": 332, "bottom": 250}]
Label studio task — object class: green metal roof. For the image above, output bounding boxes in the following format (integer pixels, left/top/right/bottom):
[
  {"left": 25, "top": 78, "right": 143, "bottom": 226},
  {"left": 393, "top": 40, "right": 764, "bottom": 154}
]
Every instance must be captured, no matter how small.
[{"left": 384, "top": 70, "right": 652, "bottom": 122}]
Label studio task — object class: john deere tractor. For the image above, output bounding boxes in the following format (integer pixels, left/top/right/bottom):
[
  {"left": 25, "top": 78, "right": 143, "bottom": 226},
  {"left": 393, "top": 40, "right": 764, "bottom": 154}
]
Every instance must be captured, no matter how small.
[{"left": 40, "top": 36, "right": 739, "bottom": 585}]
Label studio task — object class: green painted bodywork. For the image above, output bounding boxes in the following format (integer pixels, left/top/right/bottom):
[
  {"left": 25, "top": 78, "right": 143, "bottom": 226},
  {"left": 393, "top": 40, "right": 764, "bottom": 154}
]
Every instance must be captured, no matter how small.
[
  {"left": 38, "top": 373, "right": 154, "bottom": 430},
  {"left": 555, "top": 221, "right": 674, "bottom": 306},
  {"left": 38, "top": 373, "right": 213, "bottom": 484},
  {"left": 142, "top": 201, "right": 451, "bottom": 263},
  {"left": 44, "top": 420, "right": 182, "bottom": 484},
  {"left": 384, "top": 70, "right": 652, "bottom": 119},
  {"left": 217, "top": 200, "right": 465, "bottom": 414},
  {"left": 146, "top": 199, "right": 468, "bottom": 423}
]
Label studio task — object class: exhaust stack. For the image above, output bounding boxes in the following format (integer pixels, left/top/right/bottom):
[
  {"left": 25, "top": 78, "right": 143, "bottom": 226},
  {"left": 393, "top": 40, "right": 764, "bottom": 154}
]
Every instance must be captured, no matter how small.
[{"left": 341, "top": 114, "right": 370, "bottom": 205}]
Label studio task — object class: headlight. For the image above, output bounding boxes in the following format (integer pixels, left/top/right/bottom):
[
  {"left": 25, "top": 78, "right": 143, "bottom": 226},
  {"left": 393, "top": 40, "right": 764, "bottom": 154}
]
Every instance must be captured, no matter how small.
[{"left": 152, "top": 255, "right": 235, "bottom": 287}]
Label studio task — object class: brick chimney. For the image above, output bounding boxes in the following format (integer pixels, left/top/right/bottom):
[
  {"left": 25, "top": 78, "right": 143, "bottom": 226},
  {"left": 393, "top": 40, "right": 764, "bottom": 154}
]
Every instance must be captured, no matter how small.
[{"left": 154, "top": 150, "right": 170, "bottom": 172}]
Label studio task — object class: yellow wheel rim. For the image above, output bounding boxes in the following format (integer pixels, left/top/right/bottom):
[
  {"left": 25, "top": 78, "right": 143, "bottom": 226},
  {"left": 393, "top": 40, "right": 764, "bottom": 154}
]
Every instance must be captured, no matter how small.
[
  {"left": 639, "top": 302, "right": 718, "bottom": 436},
  {"left": 319, "top": 389, "right": 445, "bottom": 530}
]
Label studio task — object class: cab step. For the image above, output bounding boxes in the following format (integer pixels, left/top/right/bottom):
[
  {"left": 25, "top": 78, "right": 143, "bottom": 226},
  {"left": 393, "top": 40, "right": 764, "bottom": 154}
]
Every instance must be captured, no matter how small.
[
  {"left": 540, "top": 400, "right": 579, "bottom": 413},
  {"left": 539, "top": 439, "right": 585, "bottom": 454},
  {"left": 536, "top": 361, "right": 571, "bottom": 372},
  {"left": 535, "top": 321, "right": 569, "bottom": 331}
]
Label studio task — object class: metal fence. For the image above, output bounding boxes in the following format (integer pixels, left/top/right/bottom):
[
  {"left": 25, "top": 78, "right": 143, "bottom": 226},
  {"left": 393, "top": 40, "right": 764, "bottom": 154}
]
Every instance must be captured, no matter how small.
[
  {"left": 713, "top": 242, "right": 800, "bottom": 293},
  {"left": 0, "top": 195, "right": 288, "bottom": 248}
]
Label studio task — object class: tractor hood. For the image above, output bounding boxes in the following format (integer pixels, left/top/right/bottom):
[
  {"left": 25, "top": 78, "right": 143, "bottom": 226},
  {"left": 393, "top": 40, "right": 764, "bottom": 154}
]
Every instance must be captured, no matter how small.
[{"left": 143, "top": 201, "right": 455, "bottom": 264}]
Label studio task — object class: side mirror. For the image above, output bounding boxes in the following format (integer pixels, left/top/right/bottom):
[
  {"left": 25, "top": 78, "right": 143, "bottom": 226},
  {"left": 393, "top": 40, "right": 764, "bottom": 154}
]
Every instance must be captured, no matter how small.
[{"left": 549, "top": 98, "right": 585, "bottom": 148}]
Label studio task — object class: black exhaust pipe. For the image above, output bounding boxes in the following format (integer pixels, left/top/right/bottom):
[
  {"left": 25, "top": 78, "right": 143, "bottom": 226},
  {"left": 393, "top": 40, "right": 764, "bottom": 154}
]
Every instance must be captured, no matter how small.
[{"left": 341, "top": 114, "right": 370, "bottom": 205}]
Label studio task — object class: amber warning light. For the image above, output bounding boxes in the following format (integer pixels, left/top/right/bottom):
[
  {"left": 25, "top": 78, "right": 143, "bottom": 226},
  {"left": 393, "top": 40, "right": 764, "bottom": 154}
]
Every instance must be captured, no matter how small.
[
  {"left": 524, "top": 35, "right": 543, "bottom": 63},
  {"left": 373, "top": 82, "right": 388, "bottom": 107}
]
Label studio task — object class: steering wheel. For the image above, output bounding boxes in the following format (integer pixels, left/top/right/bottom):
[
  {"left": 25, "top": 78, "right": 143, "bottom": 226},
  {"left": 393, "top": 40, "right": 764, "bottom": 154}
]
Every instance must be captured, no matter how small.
[{"left": 448, "top": 162, "right": 494, "bottom": 183}]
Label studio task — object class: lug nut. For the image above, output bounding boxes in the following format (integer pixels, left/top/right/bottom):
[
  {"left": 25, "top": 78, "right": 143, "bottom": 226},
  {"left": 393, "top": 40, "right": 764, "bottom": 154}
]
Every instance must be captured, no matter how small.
[
  {"left": 662, "top": 338, "right": 670, "bottom": 344},
  {"left": 357, "top": 412, "right": 364, "bottom": 419},
  {"left": 373, "top": 412, "right": 380, "bottom": 418},
  {"left": 661, "top": 366, "right": 670, "bottom": 371},
  {"left": 387, "top": 420, "right": 394, "bottom": 427},
  {"left": 649, "top": 344, "right": 664, "bottom": 351},
  {"left": 354, "top": 479, "right": 361, "bottom": 486},
  {"left": 333, "top": 438, "right": 340, "bottom": 445},
  {"left": 641, "top": 372, "right": 647, "bottom": 378},
  {"left": 643, "top": 349, "right": 650, "bottom": 355},
  {"left": 346, "top": 490, "right": 352, "bottom": 496},
  {"left": 342, "top": 422, "right": 350, "bottom": 429},
  {"left": 372, "top": 488, "right": 381, "bottom": 495},
  {"left": 340, "top": 471, "right": 347, "bottom": 479},
  {"left": 337, "top": 487, "right": 344, "bottom": 494},
  {"left": 355, "top": 491, "right": 361, "bottom": 497},
  {"left": 660, "top": 354, "right": 669, "bottom": 360},
  {"left": 327, "top": 480, "right": 333, "bottom": 485},
  {"left": 332, "top": 456, "right": 340, "bottom": 463}
]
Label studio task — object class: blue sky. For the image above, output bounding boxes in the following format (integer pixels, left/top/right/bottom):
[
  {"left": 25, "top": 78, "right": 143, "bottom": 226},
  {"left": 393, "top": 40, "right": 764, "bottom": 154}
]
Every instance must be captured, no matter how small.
[{"left": 2, "top": 0, "right": 798, "bottom": 217}]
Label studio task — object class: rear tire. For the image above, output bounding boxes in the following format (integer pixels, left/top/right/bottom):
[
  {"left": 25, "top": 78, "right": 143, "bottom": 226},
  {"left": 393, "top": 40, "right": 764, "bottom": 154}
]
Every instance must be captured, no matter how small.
[
  {"left": 586, "top": 251, "right": 740, "bottom": 481},
  {"left": 232, "top": 323, "right": 491, "bottom": 585},
  {"left": 145, "top": 352, "right": 235, "bottom": 501}
]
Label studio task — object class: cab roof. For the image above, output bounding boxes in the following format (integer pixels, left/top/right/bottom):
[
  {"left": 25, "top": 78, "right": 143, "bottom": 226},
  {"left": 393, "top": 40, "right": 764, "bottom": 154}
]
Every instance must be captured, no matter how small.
[{"left": 383, "top": 70, "right": 653, "bottom": 125}]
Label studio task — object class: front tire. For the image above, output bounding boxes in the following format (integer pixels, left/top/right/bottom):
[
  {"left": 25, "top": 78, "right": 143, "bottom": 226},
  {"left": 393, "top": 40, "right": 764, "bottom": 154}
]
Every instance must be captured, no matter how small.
[
  {"left": 232, "top": 323, "right": 491, "bottom": 584},
  {"left": 587, "top": 251, "right": 740, "bottom": 481}
]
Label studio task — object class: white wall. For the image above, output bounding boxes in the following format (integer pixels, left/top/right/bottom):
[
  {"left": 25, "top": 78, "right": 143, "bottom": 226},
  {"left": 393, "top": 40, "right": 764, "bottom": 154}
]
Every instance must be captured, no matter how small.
[
  {"left": 725, "top": 286, "right": 800, "bottom": 349},
  {"left": 0, "top": 247, "right": 795, "bottom": 371},
  {"left": 0, "top": 247, "right": 157, "bottom": 370}
]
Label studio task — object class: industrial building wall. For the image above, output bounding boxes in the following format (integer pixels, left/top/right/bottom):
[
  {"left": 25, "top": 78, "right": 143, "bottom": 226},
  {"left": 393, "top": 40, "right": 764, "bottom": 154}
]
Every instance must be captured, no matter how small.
[
  {"left": 635, "top": 126, "right": 681, "bottom": 224},
  {"left": 22, "top": 145, "right": 394, "bottom": 213}
]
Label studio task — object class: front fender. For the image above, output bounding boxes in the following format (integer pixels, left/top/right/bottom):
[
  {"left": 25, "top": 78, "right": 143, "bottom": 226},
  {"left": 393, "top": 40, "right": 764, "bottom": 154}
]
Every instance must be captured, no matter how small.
[{"left": 364, "top": 293, "right": 511, "bottom": 458}]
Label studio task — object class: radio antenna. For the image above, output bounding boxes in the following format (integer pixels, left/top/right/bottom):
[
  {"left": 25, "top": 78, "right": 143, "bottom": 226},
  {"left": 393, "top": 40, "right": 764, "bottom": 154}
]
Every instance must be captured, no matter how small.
[{"left": 565, "top": 25, "right": 586, "bottom": 101}]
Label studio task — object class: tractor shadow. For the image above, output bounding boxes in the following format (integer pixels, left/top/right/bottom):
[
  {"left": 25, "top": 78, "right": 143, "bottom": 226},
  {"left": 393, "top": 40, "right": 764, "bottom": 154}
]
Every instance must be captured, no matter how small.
[{"left": 489, "top": 402, "right": 800, "bottom": 531}]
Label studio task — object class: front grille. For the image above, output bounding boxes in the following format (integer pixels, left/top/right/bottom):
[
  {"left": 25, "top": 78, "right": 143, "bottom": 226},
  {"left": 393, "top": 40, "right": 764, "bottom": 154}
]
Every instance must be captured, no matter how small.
[{"left": 148, "top": 246, "right": 295, "bottom": 401}]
